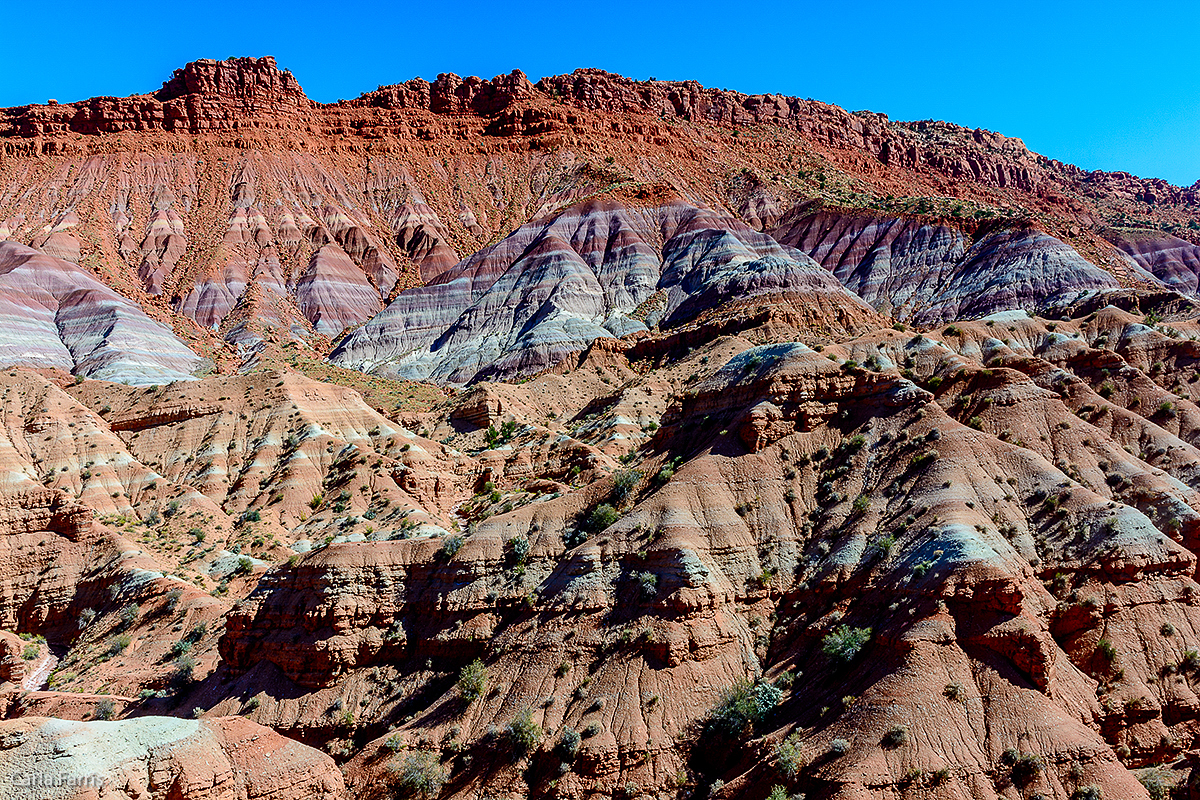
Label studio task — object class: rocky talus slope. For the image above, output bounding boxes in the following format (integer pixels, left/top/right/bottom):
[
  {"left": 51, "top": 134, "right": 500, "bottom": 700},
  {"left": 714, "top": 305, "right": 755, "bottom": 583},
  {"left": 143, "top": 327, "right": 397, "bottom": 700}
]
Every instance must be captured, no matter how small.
[{"left": 0, "top": 55, "right": 1198, "bottom": 800}]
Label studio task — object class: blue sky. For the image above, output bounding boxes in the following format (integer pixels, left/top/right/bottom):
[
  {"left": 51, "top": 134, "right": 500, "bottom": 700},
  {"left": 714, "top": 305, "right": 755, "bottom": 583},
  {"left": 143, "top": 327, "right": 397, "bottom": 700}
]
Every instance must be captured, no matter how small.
[{"left": 3, "top": 0, "right": 1197, "bottom": 186}]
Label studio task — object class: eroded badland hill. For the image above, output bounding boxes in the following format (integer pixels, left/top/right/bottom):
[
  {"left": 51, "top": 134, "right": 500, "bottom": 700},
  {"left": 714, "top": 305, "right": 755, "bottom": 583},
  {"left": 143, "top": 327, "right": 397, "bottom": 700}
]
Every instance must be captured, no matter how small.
[{"left": 0, "top": 55, "right": 1199, "bottom": 800}]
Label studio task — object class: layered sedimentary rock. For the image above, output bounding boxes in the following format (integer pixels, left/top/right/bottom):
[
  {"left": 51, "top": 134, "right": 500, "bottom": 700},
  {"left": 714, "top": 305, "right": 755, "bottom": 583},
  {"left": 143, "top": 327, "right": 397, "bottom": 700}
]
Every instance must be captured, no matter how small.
[
  {"left": 1109, "top": 230, "right": 1200, "bottom": 296},
  {"left": 331, "top": 195, "right": 878, "bottom": 383},
  {"left": 0, "top": 241, "right": 201, "bottom": 383},
  {"left": 224, "top": 309, "right": 1200, "bottom": 800},
  {"left": 773, "top": 206, "right": 1134, "bottom": 323},
  {"left": 0, "top": 55, "right": 1198, "bottom": 800},
  {"left": 0, "top": 56, "right": 1195, "bottom": 385},
  {"left": 0, "top": 715, "right": 344, "bottom": 800}
]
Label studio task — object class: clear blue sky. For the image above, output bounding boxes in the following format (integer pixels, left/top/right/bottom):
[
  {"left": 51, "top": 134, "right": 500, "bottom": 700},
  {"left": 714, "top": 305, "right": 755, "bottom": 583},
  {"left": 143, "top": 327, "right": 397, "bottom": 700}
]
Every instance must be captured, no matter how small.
[{"left": 3, "top": 1, "right": 1197, "bottom": 186}]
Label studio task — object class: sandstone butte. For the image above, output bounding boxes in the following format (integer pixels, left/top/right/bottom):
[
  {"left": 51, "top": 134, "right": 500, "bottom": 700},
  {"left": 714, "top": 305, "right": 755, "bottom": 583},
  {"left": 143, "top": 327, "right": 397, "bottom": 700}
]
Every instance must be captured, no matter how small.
[{"left": 0, "top": 55, "right": 1197, "bottom": 800}]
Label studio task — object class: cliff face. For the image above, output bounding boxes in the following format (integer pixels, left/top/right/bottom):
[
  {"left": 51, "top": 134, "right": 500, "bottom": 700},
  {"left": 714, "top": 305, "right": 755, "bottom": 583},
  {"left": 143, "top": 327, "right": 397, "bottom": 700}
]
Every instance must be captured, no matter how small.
[
  {"left": 0, "top": 57, "right": 1195, "bottom": 385},
  {"left": 3, "top": 56, "right": 311, "bottom": 137}
]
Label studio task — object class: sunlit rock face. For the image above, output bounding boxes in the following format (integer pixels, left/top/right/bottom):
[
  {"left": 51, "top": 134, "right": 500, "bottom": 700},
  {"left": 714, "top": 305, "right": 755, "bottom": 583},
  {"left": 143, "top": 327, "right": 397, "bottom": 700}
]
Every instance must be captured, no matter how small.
[
  {"left": 0, "top": 241, "right": 201, "bottom": 383},
  {"left": 331, "top": 196, "right": 878, "bottom": 384}
]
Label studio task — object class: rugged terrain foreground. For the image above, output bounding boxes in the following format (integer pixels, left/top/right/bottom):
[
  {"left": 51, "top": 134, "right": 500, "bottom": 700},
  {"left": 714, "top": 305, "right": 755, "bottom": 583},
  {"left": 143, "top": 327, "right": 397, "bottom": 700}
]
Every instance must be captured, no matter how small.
[{"left": 0, "top": 56, "right": 1199, "bottom": 800}]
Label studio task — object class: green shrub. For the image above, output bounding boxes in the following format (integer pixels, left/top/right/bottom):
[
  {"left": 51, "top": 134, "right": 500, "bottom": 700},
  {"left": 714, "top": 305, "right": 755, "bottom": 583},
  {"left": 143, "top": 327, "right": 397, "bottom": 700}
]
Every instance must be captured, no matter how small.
[
  {"left": 943, "top": 682, "right": 966, "bottom": 702},
  {"left": 774, "top": 733, "right": 804, "bottom": 779},
  {"left": 556, "top": 727, "right": 581, "bottom": 761},
  {"left": 908, "top": 449, "right": 938, "bottom": 471},
  {"left": 117, "top": 603, "right": 139, "bottom": 629},
  {"left": 1138, "top": 771, "right": 1172, "bottom": 800},
  {"left": 507, "top": 536, "right": 530, "bottom": 565},
  {"left": 171, "top": 655, "right": 197, "bottom": 688},
  {"left": 635, "top": 571, "right": 658, "bottom": 598},
  {"left": 584, "top": 504, "right": 621, "bottom": 533},
  {"left": 1096, "top": 638, "right": 1116, "bottom": 662},
  {"left": 439, "top": 536, "right": 464, "bottom": 559},
  {"left": 706, "top": 680, "right": 782, "bottom": 738},
  {"left": 1012, "top": 752, "right": 1043, "bottom": 786},
  {"left": 881, "top": 724, "right": 909, "bottom": 748},
  {"left": 505, "top": 707, "right": 542, "bottom": 759},
  {"left": 869, "top": 535, "right": 895, "bottom": 560},
  {"left": 458, "top": 659, "right": 487, "bottom": 702},
  {"left": 390, "top": 750, "right": 446, "bottom": 798},
  {"left": 105, "top": 634, "right": 132, "bottom": 657},
  {"left": 21, "top": 643, "right": 39, "bottom": 660},
  {"left": 1071, "top": 787, "right": 1102, "bottom": 800},
  {"left": 93, "top": 699, "right": 116, "bottom": 720},
  {"left": 612, "top": 469, "right": 642, "bottom": 504},
  {"left": 822, "top": 625, "right": 871, "bottom": 666}
]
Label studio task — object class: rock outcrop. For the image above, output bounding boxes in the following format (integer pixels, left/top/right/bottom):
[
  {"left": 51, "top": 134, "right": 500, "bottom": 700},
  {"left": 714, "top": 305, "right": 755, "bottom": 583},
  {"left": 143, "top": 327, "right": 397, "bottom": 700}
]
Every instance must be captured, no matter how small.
[
  {"left": 0, "top": 241, "right": 202, "bottom": 383},
  {"left": 331, "top": 194, "right": 878, "bottom": 383},
  {"left": 1109, "top": 230, "right": 1200, "bottom": 296},
  {"left": 0, "top": 715, "right": 344, "bottom": 799},
  {"left": 773, "top": 206, "right": 1137, "bottom": 323}
]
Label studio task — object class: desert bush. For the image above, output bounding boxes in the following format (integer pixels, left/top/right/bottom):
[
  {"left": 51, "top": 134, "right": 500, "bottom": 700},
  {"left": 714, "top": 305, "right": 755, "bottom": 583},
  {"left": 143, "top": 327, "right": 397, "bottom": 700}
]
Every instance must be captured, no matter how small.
[
  {"left": 117, "top": 603, "right": 139, "bottom": 630},
  {"left": 774, "top": 733, "right": 804, "bottom": 778},
  {"left": 171, "top": 655, "right": 197, "bottom": 688},
  {"left": 612, "top": 469, "right": 642, "bottom": 504},
  {"left": 706, "top": 680, "right": 782, "bottom": 738},
  {"left": 439, "top": 536, "right": 464, "bottom": 559},
  {"left": 584, "top": 504, "right": 620, "bottom": 534},
  {"left": 93, "top": 699, "right": 116, "bottom": 720},
  {"left": 505, "top": 707, "right": 542, "bottom": 759},
  {"left": 635, "top": 571, "right": 658, "bottom": 598},
  {"left": 105, "top": 634, "right": 132, "bottom": 657},
  {"left": 556, "top": 727, "right": 581, "bottom": 761},
  {"left": 1012, "top": 752, "right": 1043, "bottom": 786},
  {"left": 390, "top": 750, "right": 446, "bottom": 798},
  {"left": 507, "top": 536, "right": 530, "bottom": 565},
  {"left": 1138, "top": 771, "right": 1172, "bottom": 800},
  {"left": 458, "top": 659, "right": 487, "bottom": 702},
  {"left": 881, "top": 725, "right": 909, "bottom": 748},
  {"left": 822, "top": 625, "right": 871, "bottom": 666}
]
